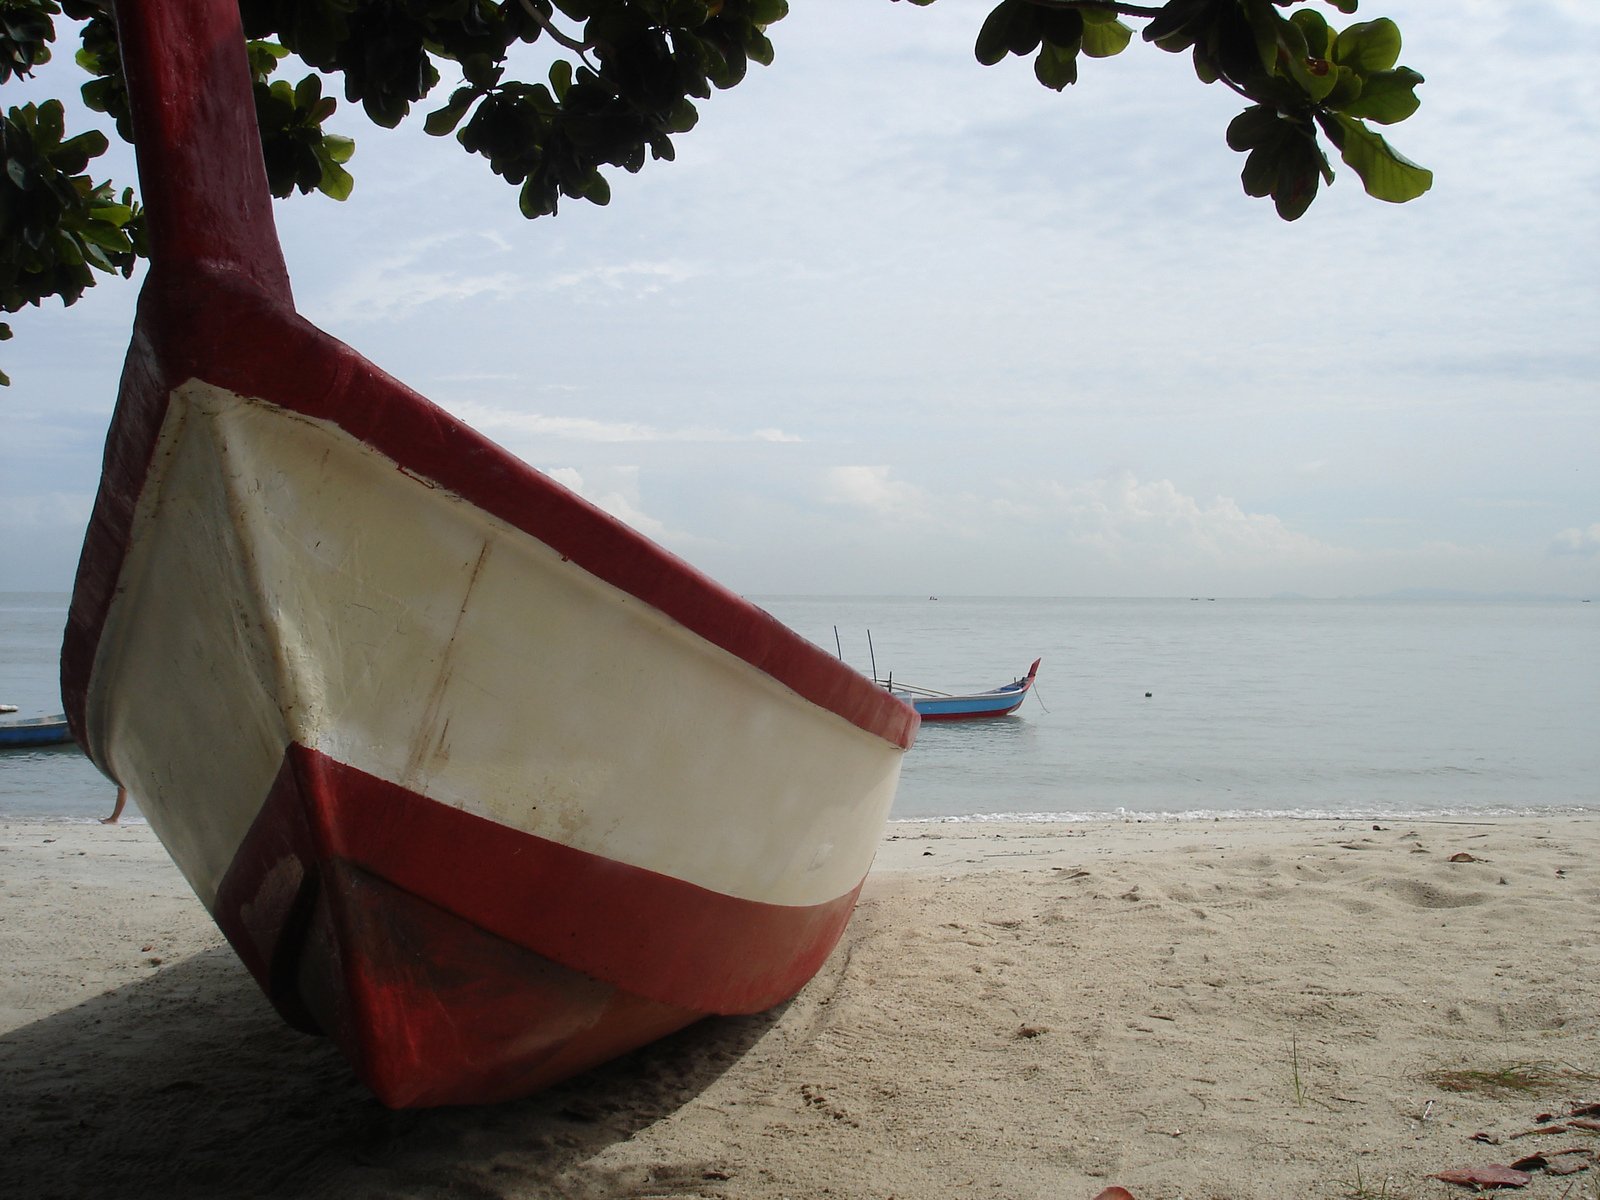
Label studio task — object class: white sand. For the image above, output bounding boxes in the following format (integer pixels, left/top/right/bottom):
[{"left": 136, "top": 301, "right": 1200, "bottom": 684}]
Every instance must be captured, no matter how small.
[{"left": 2, "top": 815, "right": 1597, "bottom": 1199}]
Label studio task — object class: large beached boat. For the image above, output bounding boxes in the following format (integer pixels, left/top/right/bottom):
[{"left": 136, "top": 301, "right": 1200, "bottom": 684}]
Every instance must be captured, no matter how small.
[{"left": 61, "top": 0, "right": 917, "bottom": 1107}]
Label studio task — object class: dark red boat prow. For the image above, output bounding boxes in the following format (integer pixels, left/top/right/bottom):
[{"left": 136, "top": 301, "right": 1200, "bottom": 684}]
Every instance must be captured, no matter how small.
[{"left": 213, "top": 746, "right": 863, "bottom": 1106}]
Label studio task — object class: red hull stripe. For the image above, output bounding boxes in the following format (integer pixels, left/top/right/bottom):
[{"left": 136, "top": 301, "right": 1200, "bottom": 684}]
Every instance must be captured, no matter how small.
[
  {"left": 917, "top": 702, "right": 1025, "bottom": 721},
  {"left": 216, "top": 745, "right": 863, "bottom": 1018},
  {"left": 215, "top": 750, "right": 711, "bottom": 1106}
]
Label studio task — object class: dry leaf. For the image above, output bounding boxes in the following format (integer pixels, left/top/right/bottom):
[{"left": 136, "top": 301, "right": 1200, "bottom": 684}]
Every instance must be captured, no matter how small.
[
  {"left": 1430, "top": 1164, "right": 1532, "bottom": 1187},
  {"left": 1449, "top": 852, "right": 1481, "bottom": 863},
  {"left": 1567, "top": 1117, "right": 1600, "bottom": 1132},
  {"left": 1512, "top": 1149, "right": 1596, "bottom": 1176},
  {"left": 1546, "top": 1153, "right": 1596, "bottom": 1176}
]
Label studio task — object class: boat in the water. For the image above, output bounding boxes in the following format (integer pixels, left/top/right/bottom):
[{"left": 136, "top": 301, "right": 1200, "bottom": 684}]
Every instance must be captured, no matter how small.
[
  {"left": 60, "top": 0, "right": 917, "bottom": 1108},
  {"left": 888, "top": 660, "right": 1042, "bottom": 721},
  {"left": 0, "top": 714, "right": 75, "bottom": 749}
]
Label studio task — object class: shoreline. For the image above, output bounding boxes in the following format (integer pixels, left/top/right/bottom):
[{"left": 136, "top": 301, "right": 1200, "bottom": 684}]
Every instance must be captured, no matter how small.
[
  {"left": 5, "top": 803, "right": 1598, "bottom": 826},
  {"left": 3, "top": 814, "right": 1598, "bottom": 1199}
]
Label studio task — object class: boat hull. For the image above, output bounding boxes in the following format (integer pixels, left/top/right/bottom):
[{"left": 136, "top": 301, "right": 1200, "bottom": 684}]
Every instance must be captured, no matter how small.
[
  {"left": 216, "top": 744, "right": 863, "bottom": 1106},
  {"left": 912, "top": 692, "right": 1029, "bottom": 721},
  {"left": 63, "top": 0, "right": 915, "bottom": 1106},
  {"left": 0, "top": 715, "right": 75, "bottom": 749},
  {"left": 67, "top": 363, "right": 912, "bottom": 1106},
  {"left": 900, "top": 660, "right": 1042, "bottom": 722}
]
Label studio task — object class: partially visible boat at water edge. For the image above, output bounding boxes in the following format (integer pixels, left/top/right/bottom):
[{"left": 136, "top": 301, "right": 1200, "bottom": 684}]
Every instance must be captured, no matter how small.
[
  {"left": 60, "top": 0, "right": 916, "bottom": 1108},
  {"left": 888, "top": 660, "right": 1042, "bottom": 721},
  {"left": 0, "top": 714, "right": 75, "bottom": 749}
]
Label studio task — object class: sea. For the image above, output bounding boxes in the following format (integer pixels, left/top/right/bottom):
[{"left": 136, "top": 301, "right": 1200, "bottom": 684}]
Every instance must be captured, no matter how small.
[{"left": 2, "top": 591, "right": 1596, "bottom": 824}]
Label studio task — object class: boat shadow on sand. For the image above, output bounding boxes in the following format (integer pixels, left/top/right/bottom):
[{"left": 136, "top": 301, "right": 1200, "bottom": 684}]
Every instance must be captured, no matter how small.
[{"left": 0, "top": 942, "right": 802, "bottom": 1199}]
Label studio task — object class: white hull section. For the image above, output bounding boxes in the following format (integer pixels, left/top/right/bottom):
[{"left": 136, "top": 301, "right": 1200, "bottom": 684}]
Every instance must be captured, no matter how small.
[{"left": 88, "top": 381, "right": 904, "bottom": 909}]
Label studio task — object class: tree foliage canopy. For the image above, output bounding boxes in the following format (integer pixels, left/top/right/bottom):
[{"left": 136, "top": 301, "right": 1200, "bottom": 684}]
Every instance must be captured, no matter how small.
[{"left": 0, "top": 0, "right": 1430, "bottom": 384}]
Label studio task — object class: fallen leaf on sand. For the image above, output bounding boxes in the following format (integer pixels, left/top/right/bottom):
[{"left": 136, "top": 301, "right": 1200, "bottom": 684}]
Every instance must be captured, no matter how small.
[
  {"left": 1511, "top": 1150, "right": 1596, "bottom": 1176},
  {"left": 1430, "top": 1164, "right": 1532, "bottom": 1188},
  {"left": 1449, "top": 852, "right": 1482, "bottom": 863},
  {"left": 1471, "top": 1132, "right": 1503, "bottom": 1145},
  {"left": 1570, "top": 1102, "right": 1600, "bottom": 1118},
  {"left": 1546, "top": 1154, "right": 1596, "bottom": 1176},
  {"left": 1091, "top": 1189, "right": 1138, "bottom": 1200},
  {"left": 1567, "top": 1117, "right": 1600, "bottom": 1132}
]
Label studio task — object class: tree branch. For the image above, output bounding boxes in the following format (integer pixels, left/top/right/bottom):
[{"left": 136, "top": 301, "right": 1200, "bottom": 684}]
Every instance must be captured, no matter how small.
[
  {"left": 517, "top": 0, "right": 601, "bottom": 68},
  {"left": 1025, "top": 0, "right": 1168, "bottom": 18}
]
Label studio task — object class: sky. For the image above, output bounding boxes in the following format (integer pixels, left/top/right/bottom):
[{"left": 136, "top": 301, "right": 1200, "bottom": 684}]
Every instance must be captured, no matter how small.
[{"left": 2, "top": 0, "right": 1597, "bottom": 598}]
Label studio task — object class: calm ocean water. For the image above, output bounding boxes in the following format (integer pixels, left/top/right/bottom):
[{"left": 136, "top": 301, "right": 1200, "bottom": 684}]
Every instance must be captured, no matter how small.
[{"left": 3, "top": 591, "right": 1596, "bottom": 823}]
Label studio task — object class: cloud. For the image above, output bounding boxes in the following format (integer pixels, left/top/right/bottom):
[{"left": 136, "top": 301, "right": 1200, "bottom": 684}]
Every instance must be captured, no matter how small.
[
  {"left": 449, "top": 401, "right": 800, "bottom": 446},
  {"left": 823, "top": 466, "right": 930, "bottom": 521},
  {"left": 544, "top": 259, "right": 704, "bottom": 299},
  {"left": 288, "top": 224, "right": 541, "bottom": 325},
  {"left": 1008, "top": 472, "right": 1348, "bottom": 568},
  {"left": 3, "top": 492, "right": 94, "bottom": 528},
  {"left": 316, "top": 260, "right": 524, "bottom": 325},
  {"left": 1550, "top": 524, "right": 1600, "bottom": 557}
]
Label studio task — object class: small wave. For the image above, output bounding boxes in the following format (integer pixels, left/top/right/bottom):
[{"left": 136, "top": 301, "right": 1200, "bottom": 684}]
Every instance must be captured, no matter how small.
[{"left": 889, "top": 803, "right": 1600, "bottom": 825}]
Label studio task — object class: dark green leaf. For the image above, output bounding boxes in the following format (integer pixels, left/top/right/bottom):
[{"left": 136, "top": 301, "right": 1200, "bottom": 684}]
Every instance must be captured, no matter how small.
[
  {"left": 1081, "top": 18, "right": 1132, "bottom": 59},
  {"left": 317, "top": 157, "right": 354, "bottom": 200},
  {"left": 1241, "top": 145, "right": 1277, "bottom": 197},
  {"left": 1328, "top": 113, "right": 1433, "bottom": 203},
  {"left": 549, "top": 58, "right": 573, "bottom": 100},
  {"left": 975, "top": 1, "right": 1036, "bottom": 67},
  {"left": 1335, "top": 19, "right": 1402, "bottom": 73},
  {"left": 1290, "top": 8, "right": 1333, "bottom": 61},
  {"left": 1034, "top": 41, "right": 1078, "bottom": 91},
  {"left": 1226, "top": 105, "right": 1281, "bottom": 152},
  {"left": 424, "top": 88, "right": 476, "bottom": 136},
  {"left": 1337, "top": 67, "right": 1423, "bottom": 125}
]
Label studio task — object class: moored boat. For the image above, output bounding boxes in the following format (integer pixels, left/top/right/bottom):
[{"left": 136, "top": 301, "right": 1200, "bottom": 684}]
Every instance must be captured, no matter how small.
[
  {"left": 889, "top": 660, "right": 1042, "bottom": 721},
  {"left": 61, "top": 0, "right": 917, "bottom": 1108},
  {"left": 0, "top": 714, "right": 75, "bottom": 749}
]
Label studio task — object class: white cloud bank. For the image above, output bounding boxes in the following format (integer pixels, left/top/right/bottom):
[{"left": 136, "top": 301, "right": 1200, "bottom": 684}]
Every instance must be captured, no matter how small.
[
  {"left": 1550, "top": 524, "right": 1600, "bottom": 557},
  {"left": 998, "top": 472, "right": 1350, "bottom": 570},
  {"left": 823, "top": 465, "right": 931, "bottom": 521},
  {"left": 451, "top": 401, "right": 801, "bottom": 447}
]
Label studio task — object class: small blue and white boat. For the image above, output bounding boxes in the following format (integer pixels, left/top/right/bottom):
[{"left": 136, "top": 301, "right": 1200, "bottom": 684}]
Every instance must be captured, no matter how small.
[
  {"left": 0, "top": 714, "right": 76, "bottom": 749},
  {"left": 889, "top": 660, "right": 1042, "bottom": 722}
]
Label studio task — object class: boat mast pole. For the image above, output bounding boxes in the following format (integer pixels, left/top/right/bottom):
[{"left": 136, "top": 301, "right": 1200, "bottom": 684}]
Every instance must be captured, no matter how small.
[{"left": 112, "top": 0, "right": 293, "bottom": 304}]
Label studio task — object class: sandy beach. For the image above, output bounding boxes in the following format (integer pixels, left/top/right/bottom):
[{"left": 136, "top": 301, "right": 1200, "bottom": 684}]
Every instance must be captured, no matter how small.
[{"left": 2, "top": 815, "right": 1597, "bottom": 1200}]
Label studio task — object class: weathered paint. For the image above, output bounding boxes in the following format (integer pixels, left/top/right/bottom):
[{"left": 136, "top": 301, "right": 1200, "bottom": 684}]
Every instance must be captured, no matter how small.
[
  {"left": 91, "top": 381, "right": 905, "bottom": 911},
  {"left": 61, "top": 0, "right": 917, "bottom": 1107}
]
